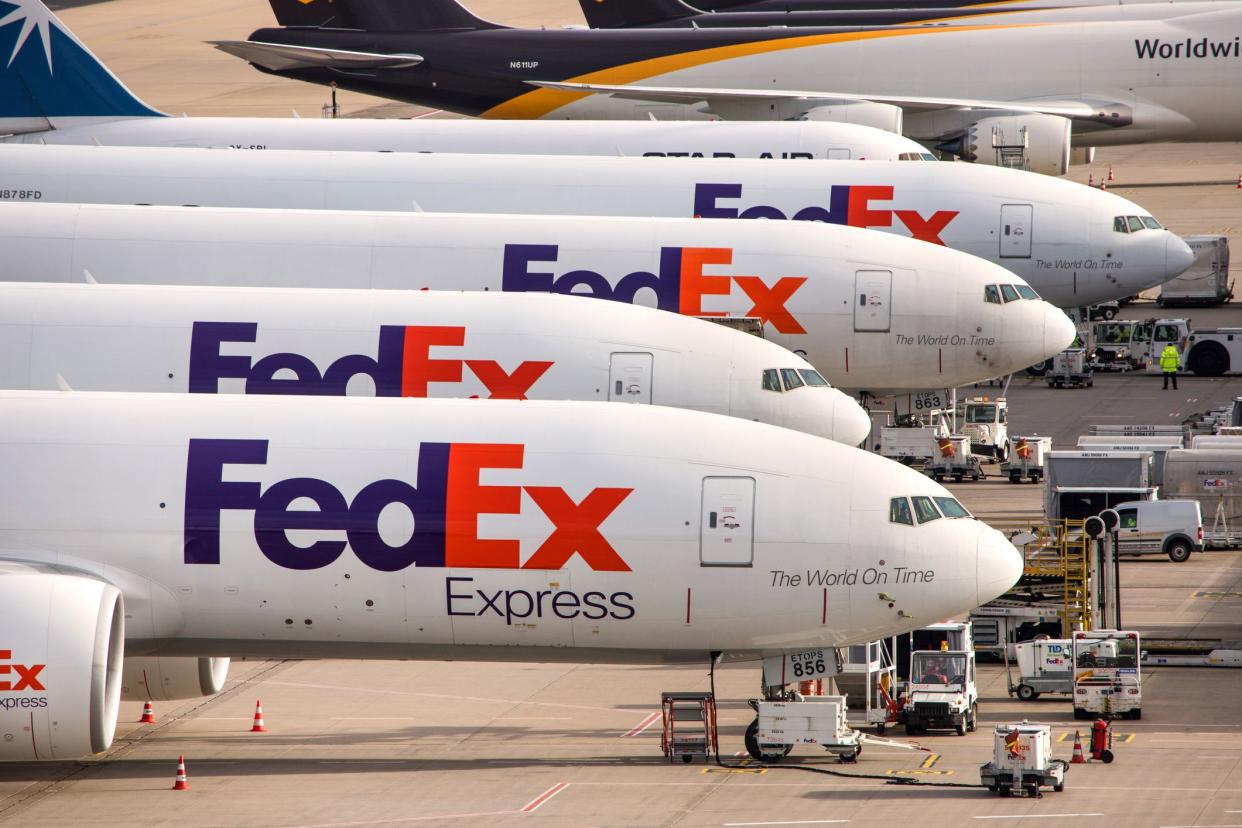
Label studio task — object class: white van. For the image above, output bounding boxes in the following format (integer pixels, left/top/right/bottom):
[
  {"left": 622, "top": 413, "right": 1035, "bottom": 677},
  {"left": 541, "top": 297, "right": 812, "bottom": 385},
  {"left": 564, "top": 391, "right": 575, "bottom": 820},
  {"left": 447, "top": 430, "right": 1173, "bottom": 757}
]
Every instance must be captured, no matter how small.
[{"left": 1113, "top": 500, "right": 1204, "bottom": 562}]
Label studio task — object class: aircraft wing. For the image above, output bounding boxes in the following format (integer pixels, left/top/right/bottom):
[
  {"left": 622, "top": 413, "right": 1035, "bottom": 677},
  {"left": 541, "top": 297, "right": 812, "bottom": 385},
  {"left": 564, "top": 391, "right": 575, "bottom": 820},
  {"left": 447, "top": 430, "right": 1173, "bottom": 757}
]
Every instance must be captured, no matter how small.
[
  {"left": 210, "top": 41, "right": 424, "bottom": 72},
  {"left": 528, "top": 80, "right": 1098, "bottom": 119}
]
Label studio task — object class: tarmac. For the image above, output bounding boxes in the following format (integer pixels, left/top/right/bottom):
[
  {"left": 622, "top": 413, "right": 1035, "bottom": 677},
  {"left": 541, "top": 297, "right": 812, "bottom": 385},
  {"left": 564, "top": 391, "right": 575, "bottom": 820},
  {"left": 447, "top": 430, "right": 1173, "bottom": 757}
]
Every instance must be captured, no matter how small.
[{"left": 2, "top": 1, "right": 1241, "bottom": 825}]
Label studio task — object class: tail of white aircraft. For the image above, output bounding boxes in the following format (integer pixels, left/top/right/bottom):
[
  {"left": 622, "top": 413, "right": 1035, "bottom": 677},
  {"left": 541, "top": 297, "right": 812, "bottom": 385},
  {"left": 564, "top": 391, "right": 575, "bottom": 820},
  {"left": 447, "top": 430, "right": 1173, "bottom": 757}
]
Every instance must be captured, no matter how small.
[{"left": 0, "top": 0, "right": 163, "bottom": 135}]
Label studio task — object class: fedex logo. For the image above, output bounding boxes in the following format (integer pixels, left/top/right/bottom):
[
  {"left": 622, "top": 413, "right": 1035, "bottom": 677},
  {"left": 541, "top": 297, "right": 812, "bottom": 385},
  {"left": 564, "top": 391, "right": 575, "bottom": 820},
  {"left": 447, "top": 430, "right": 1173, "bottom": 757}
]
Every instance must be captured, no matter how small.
[
  {"left": 693, "top": 183, "right": 960, "bottom": 246},
  {"left": 189, "top": 323, "right": 553, "bottom": 400},
  {"left": 502, "top": 244, "right": 808, "bottom": 335},
  {"left": 184, "top": 439, "right": 633, "bottom": 573},
  {"left": 0, "top": 650, "right": 45, "bottom": 693}
]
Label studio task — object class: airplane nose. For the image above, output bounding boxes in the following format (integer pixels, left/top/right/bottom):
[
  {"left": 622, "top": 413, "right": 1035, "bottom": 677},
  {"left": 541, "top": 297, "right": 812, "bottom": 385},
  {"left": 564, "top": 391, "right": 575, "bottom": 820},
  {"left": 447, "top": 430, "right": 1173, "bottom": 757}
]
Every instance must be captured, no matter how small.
[
  {"left": 831, "top": 394, "right": 871, "bottom": 446},
  {"left": 1044, "top": 305, "right": 1076, "bottom": 357},
  {"left": 1166, "top": 234, "right": 1194, "bottom": 280},
  {"left": 977, "top": 525, "right": 1023, "bottom": 606}
]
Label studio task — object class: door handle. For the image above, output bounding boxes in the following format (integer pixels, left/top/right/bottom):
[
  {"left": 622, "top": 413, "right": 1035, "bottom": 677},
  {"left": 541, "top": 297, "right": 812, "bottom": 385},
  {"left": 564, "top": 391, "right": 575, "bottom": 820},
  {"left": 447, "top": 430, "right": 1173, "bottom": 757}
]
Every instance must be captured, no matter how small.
[{"left": 615, "top": 380, "right": 622, "bottom": 395}]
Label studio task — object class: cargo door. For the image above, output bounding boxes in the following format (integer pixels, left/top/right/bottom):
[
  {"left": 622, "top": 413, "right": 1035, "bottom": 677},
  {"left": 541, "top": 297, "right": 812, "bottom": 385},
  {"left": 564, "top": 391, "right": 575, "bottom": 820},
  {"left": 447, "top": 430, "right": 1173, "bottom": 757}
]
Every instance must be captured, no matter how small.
[
  {"left": 609, "top": 352, "right": 653, "bottom": 403},
  {"left": 827, "top": 147, "right": 851, "bottom": 160},
  {"left": 700, "top": 477, "right": 755, "bottom": 567},
  {"left": 854, "top": 270, "right": 892, "bottom": 332},
  {"left": 1000, "top": 204, "right": 1033, "bottom": 258}
]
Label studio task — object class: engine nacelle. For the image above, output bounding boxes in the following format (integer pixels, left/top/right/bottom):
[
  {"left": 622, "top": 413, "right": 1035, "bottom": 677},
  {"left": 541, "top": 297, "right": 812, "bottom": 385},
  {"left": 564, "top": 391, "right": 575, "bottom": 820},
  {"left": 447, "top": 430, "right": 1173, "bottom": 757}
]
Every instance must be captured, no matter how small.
[
  {"left": 940, "top": 113, "right": 1072, "bottom": 176},
  {"left": 0, "top": 566, "right": 124, "bottom": 760},
  {"left": 797, "top": 102, "right": 904, "bottom": 135},
  {"left": 121, "top": 657, "right": 230, "bottom": 701}
]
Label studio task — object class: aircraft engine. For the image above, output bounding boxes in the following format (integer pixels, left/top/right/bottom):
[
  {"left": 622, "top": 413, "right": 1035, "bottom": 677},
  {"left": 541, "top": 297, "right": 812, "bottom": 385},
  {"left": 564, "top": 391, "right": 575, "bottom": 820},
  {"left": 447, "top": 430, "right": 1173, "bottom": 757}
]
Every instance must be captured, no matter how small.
[
  {"left": 938, "top": 113, "right": 1072, "bottom": 176},
  {"left": 0, "top": 568, "right": 124, "bottom": 760},
  {"left": 121, "top": 657, "right": 230, "bottom": 701},
  {"left": 797, "top": 101, "right": 904, "bottom": 134}
]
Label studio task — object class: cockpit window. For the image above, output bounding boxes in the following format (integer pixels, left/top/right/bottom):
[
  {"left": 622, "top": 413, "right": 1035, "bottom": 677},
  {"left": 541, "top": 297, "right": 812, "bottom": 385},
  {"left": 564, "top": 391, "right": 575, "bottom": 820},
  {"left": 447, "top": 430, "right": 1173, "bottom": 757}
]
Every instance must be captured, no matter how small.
[
  {"left": 1141, "top": 216, "right": 1162, "bottom": 230},
  {"left": 911, "top": 496, "right": 942, "bottom": 524},
  {"left": 780, "top": 368, "right": 805, "bottom": 390},
  {"left": 934, "top": 497, "right": 971, "bottom": 518},
  {"left": 798, "top": 369, "right": 830, "bottom": 387},
  {"left": 1000, "top": 284, "right": 1020, "bottom": 303},
  {"left": 762, "top": 369, "right": 782, "bottom": 392},
  {"left": 1113, "top": 216, "right": 1129, "bottom": 233},
  {"left": 1016, "top": 285, "right": 1040, "bottom": 300},
  {"left": 984, "top": 285, "right": 1001, "bottom": 304},
  {"left": 890, "top": 497, "right": 914, "bottom": 525},
  {"left": 1126, "top": 216, "right": 1145, "bottom": 233}
]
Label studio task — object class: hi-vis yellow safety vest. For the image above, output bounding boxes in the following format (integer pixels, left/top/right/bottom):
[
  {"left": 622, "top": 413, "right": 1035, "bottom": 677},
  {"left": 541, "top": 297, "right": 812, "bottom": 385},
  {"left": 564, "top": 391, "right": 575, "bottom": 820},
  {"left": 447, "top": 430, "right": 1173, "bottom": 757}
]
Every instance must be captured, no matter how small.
[{"left": 1160, "top": 346, "right": 1180, "bottom": 372}]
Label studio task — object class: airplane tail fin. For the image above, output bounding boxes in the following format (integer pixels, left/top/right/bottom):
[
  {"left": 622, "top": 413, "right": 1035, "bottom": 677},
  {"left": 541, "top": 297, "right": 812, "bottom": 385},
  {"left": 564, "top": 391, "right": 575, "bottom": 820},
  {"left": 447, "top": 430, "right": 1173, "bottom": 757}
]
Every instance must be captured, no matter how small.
[
  {"left": 267, "top": 0, "right": 504, "bottom": 31},
  {"left": 577, "top": 0, "right": 700, "bottom": 27},
  {"left": 0, "top": 0, "right": 162, "bottom": 135}
]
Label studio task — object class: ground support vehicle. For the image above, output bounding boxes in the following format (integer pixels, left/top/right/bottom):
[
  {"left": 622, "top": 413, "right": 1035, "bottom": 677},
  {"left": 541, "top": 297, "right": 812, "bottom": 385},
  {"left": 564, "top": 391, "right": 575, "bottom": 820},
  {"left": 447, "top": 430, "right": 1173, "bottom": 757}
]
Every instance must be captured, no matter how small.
[
  {"left": 836, "top": 638, "right": 900, "bottom": 735},
  {"left": 1001, "top": 436, "right": 1051, "bottom": 483},
  {"left": 748, "top": 697, "right": 863, "bottom": 762},
  {"left": 1162, "top": 449, "right": 1242, "bottom": 549},
  {"left": 1184, "top": 328, "right": 1242, "bottom": 377},
  {"left": 924, "top": 435, "right": 983, "bottom": 482},
  {"left": 1072, "top": 630, "right": 1142, "bottom": 720},
  {"left": 1008, "top": 639, "right": 1074, "bottom": 700},
  {"left": 1159, "top": 235, "right": 1232, "bottom": 306},
  {"left": 902, "top": 649, "right": 978, "bottom": 736},
  {"left": 880, "top": 426, "right": 942, "bottom": 466},
  {"left": 1113, "top": 499, "right": 1203, "bottom": 562},
  {"left": 1044, "top": 451, "right": 1155, "bottom": 522},
  {"left": 980, "top": 723, "right": 1067, "bottom": 797},
  {"left": 961, "top": 397, "right": 1008, "bottom": 461},
  {"left": 1047, "top": 349, "right": 1093, "bottom": 388}
]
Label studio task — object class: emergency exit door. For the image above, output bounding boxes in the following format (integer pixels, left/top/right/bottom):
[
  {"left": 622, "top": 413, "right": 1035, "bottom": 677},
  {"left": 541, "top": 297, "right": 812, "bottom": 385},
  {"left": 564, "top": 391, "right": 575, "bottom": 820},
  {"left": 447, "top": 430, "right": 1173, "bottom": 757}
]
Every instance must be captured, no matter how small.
[
  {"left": 1000, "top": 204, "right": 1033, "bottom": 258},
  {"left": 700, "top": 477, "right": 755, "bottom": 567},
  {"left": 827, "top": 148, "right": 852, "bottom": 160},
  {"left": 854, "top": 270, "right": 892, "bottom": 332},
  {"left": 609, "top": 352, "right": 653, "bottom": 403}
]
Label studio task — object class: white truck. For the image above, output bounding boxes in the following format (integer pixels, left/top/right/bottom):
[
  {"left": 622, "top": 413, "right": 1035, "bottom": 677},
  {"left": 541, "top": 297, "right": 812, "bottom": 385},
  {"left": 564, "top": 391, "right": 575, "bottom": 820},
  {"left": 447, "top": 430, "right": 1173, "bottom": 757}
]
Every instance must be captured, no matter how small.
[
  {"left": 961, "top": 397, "right": 1008, "bottom": 461},
  {"left": 1072, "top": 630, "right": 1143, "bottom": 720},
  {"left": 1184, "top": 328, "right": 1242, "bottom": 377},
  {"left": 1113, "top": 499, "right": 1204, "bottom": 562},
  {"left": 903, "top": 649, "right": 978, "bottom": 735},
  {"left": 1008, "top": 638, "right": 1074, "bottom": 700},
  {"left": 1088, "top": 318, "right": 1189, "bottom": 374},
  {"left": 1000, "top": 435, "right": 1052, "bottom": 484},
  {"left": 1159, "top": 235, "right": 1232, "bottom": 307}
]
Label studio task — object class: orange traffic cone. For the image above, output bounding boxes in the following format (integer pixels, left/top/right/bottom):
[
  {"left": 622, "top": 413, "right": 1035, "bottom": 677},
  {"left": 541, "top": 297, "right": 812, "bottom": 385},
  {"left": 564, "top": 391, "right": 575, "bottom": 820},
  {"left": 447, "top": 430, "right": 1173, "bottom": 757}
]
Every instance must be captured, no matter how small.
[
  {"left": 139, "top": 701, "right": 156, "bottom": 724},
  {"left": 250, "top": 699, "right": 267, "bottom": 733},
  {"left": 1071, "top": 731, "right": 1087, "bottom": 764},
  {"left": 1107, "top": 165, "right": 1115, "bottom": 182},
  {"left": 172, "top": 755, "right": 190, "bottom": 790},
  {"left": 1088, "top": 173, "right": 1094, "bottom": 187},
  {"left": 1100, "top": 180, "right": 1107, "bottom": 191}
]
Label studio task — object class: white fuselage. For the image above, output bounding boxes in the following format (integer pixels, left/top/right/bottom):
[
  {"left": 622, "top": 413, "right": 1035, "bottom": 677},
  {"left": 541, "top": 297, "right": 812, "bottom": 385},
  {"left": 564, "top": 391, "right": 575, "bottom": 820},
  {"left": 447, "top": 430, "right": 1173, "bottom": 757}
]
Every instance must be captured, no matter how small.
[
  {"left": 500, "top": 9, "right": 1242, "bottom": 144},
  {"left": 0, "top": 392, "right": 1023, "bottom": 660},
  {"left": 0, "top": 117, "right": 929, "bottom": 160},
  {"left": 0, "top": 203, "right": 1072, "bottom": 394},
  {"left": 0, "top": 144, "right": 1188, "bottom": 308},
  {"left": 0, "top": 283, "right": 870, "bottom": 444}
]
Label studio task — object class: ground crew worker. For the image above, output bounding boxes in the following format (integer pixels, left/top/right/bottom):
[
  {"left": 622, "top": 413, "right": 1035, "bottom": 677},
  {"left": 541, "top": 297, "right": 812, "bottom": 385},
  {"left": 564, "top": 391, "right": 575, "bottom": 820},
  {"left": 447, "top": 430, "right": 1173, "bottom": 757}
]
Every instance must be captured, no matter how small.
[{"left": 1160, "top": 343, "right": 1181, "bottom": 390}]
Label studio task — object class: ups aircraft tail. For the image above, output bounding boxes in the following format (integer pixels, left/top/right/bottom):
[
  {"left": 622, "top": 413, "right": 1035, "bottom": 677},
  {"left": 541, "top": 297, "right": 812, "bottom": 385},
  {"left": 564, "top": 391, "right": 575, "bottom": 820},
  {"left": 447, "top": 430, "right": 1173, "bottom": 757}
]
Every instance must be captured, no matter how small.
[
  {"left": 0, "top": 0, "right": 162, "bottom": 135},
  {"left": 267, "top": 0, "right": 504, "bottom": 31},
  {"left": 576, "top": 0, "right": 701, "bottom": 28}
]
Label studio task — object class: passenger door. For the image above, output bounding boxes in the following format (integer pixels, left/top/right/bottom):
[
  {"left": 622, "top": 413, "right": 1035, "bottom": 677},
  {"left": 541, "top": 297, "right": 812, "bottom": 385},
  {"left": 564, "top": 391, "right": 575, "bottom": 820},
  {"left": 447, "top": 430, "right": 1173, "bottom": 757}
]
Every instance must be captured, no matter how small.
[
  {"left": 609, "top": 352, "right": 653, "bottom": 403},
  {"left": 700, "top": 477, "right": 755, "bottom": 567},
  {"left": 1000, "top": 204, "right": 1033, "bottom": 259},
  {"left": 827, "top": 147, "right": 852, "bottom": 160},
  {"left": 1115, "top": 506, "right": 1141, "bottom": 553},
  {"left": 854, "top": 270, "right": 892, "bottom": 332}
]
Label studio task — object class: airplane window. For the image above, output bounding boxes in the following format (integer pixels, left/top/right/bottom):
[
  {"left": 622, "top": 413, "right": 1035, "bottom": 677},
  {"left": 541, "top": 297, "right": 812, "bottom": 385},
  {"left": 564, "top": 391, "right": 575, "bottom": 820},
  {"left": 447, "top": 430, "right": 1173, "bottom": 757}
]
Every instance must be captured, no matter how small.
[
  {"left": 1016, "top": 285, "right": 1040, "bottom": 300},
  {"left": 1141, "top": 216, "right": 1163, "bottom": 230},
  {"left": 798, "top": 369, "right": 830, "bottom": 387},
  {"left": 762, "top": 369, "right": 782, "bottom": 392},
  {"left": 984, "top": 285, "right": 1002, "bottom": 304},
  {"left": 898, "top": 152, "right": 919, "bottom": 161},
  {"left": 890, "top": 497, "right": 914, "bottom": 526},
  {"left": 911, "top": 496, "right": 942, "bottom": 524},
  {"left": 934, "top": 497, "right": 971, "bottom": 518},
  {"left": 921, "top": 153, "right": 937, "bottom": 161},
  {"left": 1000, "top": 284, "right": 1020, "bottom": 303},
  {"left": 780, "top": 368, "right": 805, "bottom": 390},
  {"left": 1127, "top": 216, "right": 1145, "bottom": 233},
  {"left": 1113, "top": 216, "right": 1129, "bottom": 233}
]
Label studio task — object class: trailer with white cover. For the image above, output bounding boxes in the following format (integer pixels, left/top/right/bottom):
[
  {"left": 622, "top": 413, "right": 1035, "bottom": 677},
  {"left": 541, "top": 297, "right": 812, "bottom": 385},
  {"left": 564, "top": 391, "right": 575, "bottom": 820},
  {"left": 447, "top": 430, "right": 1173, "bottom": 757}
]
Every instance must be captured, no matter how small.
[
  {"left": 750, "top": 697, "right": 864, "bottom": 762},
  {"left": 1046, "top": 348, "right": 1093, "bottom": 388},
  {"left": 1008, "top": 639, "right": 1074, "bottom": 700},
  {"left": 980, "top": 723, "right": 1068, "bottom": 797},
  {"left": 1158, "top": 235, "right": 1232, "bottom": 307},
  {"left": 1161, "top": 449, "right": 1242, "bottom": 549},
  {"left": 1000, "top": 435, "right": 1051, "bottom": 483}
]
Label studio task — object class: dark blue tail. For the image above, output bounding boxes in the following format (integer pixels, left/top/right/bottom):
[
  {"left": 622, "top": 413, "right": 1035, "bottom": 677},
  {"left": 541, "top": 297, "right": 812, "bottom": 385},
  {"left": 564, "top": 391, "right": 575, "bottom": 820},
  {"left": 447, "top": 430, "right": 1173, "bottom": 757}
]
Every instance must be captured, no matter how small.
[{"left": 0, "top": 0, "right": 162, "bottom": 135}]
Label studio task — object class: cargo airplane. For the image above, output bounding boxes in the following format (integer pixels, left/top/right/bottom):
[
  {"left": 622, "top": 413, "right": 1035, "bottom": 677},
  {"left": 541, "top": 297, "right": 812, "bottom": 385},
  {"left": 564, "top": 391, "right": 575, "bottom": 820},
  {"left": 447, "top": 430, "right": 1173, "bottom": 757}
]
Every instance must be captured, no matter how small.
[
  {"left": 0, "top": 391, "right": 1023, "bottom": 759},
  {"left": 210, "top": 0, "right": 1242, "bottom": 172},
  {"left": 0, "top": 282, "right": 872, "bottom": 445},
  {"left": 0, "top": 0, "right": 926, "bottom": 162},
  {"left": 0, "top": 203, "right": 1073, "bottom": 395},
  {"left": 0, "top": 144, "right": 1191, "bottom": 309}
]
